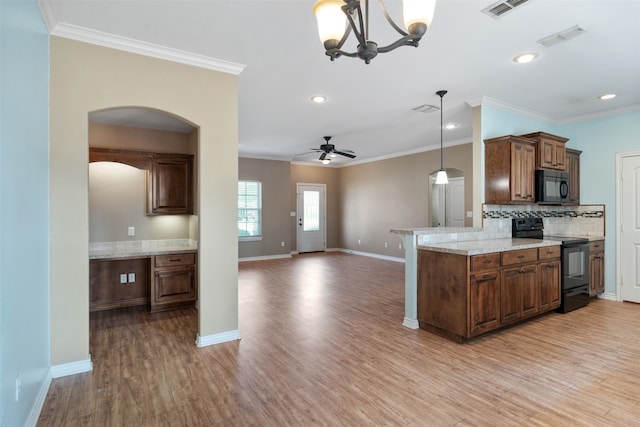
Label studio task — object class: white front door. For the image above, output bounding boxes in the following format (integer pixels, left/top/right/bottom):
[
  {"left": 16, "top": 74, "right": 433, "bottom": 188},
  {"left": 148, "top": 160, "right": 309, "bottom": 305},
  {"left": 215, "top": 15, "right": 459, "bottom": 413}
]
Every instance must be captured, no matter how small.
[
  {"left": 620, "top": 153, "right": 640, "bottom": 302},
  {"left": 296, "top": 184, "right": 326, "bottom": 253},
  {"left": 446, "top": 177, "right": 465, "bottom": 227}
]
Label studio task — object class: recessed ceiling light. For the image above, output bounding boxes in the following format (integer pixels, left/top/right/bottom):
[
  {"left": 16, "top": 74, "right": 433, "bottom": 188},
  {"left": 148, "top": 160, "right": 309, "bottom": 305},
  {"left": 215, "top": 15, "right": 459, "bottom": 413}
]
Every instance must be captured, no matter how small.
[
  {"left": 598, "top": 93, "right": 616, "bottom": 100},
  {"left": 513, "top": 52, "right": 538, "bottom": 64},
  {"left": 310, "top": 95, "right": 327, "bottom": 103},
  {"left": 445, "top": 123, "right": 458, "bottom": 130}
]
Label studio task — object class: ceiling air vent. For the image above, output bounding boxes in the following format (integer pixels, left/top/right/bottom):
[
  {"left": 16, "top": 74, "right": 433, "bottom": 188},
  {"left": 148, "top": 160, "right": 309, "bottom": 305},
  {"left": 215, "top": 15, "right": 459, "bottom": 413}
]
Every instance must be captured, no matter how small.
[
  {"left": 482, "top": 0, "right": 533, "bottom": 18},
  {"left": 412, "top": 104, "right": 440, "bottom": 114},
  {"left": 537, "top": 25, "right": 587, "bottom": 47}
]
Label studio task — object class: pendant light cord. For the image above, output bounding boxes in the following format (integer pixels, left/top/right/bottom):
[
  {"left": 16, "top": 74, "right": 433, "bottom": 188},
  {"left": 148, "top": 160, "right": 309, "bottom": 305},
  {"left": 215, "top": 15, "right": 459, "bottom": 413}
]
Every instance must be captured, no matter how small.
[{"left": 436, "top": 90, "right": 447, "bottom": 171}]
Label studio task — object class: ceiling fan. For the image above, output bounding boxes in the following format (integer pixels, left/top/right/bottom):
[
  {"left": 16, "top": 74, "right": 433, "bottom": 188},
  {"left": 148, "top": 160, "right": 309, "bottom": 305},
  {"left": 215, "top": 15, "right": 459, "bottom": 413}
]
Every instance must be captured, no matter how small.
[{"left": 297, "top": 136, "right": 357, "bottom": 163}]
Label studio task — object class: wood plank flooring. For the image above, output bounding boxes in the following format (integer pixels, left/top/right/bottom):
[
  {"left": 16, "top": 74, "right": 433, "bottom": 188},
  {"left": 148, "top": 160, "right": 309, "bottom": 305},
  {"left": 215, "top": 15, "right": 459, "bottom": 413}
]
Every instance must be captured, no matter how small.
[{"left": 38, "top": 252, "right": 640, "bottom": 426}]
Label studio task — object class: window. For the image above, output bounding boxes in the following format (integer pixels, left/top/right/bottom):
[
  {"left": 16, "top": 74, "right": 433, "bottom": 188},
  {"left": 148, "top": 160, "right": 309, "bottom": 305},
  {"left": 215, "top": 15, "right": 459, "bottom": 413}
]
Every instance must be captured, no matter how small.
[{"left": 238, "top": 180, "right": 262, "bottom": 239}]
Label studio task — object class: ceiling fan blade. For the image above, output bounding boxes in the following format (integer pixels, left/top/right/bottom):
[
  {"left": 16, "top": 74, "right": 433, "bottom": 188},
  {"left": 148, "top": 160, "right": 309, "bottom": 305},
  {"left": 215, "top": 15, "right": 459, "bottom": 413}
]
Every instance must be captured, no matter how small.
[
  {"left": 319, "top": 152, "right": 328, "bottom": 161},
  {"left": 334, "top": 150, "right": 356, "bottom": 159},
  {"left": 294, "top": 151, "right": 320, "bottom": 157}
]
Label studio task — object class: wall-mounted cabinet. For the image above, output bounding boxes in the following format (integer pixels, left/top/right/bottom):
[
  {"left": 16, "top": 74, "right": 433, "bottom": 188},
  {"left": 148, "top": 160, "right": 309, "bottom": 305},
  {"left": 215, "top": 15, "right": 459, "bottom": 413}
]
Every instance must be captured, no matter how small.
[
  {"left": 148, "top": 154, "right": 193, "bottom": 215},
  {"left": 484, "top": 136, "right": 536, "bottom": 204},
  {"left": 565, "top": 148, "right": 582, "bottom": 205},
  {"left": 521, "top": 132, "right": 569, "bottom": 171},
  {"left": 89, "top": 148, "right": 194, "bottom": 215}
]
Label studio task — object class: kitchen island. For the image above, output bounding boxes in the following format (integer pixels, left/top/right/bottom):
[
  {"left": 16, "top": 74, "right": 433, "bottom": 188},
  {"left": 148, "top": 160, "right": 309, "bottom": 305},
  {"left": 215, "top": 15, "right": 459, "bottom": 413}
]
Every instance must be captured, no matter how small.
[{"left": 90, "top": 239, "right": 198, "bottom": 313}]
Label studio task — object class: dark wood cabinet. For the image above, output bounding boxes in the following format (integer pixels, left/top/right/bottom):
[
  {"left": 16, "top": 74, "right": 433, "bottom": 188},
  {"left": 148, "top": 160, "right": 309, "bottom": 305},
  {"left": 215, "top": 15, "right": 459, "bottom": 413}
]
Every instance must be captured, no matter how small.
[
  {"left": 418, "top": 245, "right": 560, "bottom": 342},
  {"left": 151, "top": 252, "right": 197, "bottom": 312},
  {"left": 589, "top": 240, "right": 605, "bottom": 296},
  {"left": 148, "top": 154, "right": 194, "bottom": 215},
  {"left": 90, "top": 257, "right": 151, "bottom": 311},
  {"left": 565, "top": 148, "right": 582, "bottom": 205},
  {"left": 520, "top": 132, "right": 569, "bottom": 171},
  {"left": 484, "top": 136, "right": 536, "bottom": 204}
]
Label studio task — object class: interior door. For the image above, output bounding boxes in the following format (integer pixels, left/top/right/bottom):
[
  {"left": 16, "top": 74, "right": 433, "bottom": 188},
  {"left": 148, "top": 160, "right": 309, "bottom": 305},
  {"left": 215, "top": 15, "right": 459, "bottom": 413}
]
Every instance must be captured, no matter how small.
[
  {"left": 620, "top": 153, "right": 640, "bottom": 302},
  {"left": 296, "top": 184, "right": 326, "bottom": 253},
  {"left": 446, "top": 177, "right": 465, "bottom": 227}
]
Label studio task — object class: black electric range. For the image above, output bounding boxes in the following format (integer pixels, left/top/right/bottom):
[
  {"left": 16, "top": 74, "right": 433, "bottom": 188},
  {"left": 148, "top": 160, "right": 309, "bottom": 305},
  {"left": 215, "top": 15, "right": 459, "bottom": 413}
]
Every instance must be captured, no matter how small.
[{"left": 512, "top": 218, "right": 590, "bottom": 313}]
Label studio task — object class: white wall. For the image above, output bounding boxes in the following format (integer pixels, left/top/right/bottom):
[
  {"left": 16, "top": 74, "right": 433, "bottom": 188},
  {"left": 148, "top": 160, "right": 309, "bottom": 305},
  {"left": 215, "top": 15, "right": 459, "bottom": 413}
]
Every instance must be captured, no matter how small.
[{"left": 0, "top": 1, "right": 51, "bottom": 425}]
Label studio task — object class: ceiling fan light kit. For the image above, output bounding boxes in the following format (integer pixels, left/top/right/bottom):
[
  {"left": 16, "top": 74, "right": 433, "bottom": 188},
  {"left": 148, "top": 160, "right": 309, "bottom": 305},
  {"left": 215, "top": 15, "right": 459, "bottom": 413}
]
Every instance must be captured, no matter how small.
[
  {"left": 295, "top": 136, "right": 357, "bottom": 165},
  {"left": 313, "top": 0, "right": 436, "bottom": 64}
]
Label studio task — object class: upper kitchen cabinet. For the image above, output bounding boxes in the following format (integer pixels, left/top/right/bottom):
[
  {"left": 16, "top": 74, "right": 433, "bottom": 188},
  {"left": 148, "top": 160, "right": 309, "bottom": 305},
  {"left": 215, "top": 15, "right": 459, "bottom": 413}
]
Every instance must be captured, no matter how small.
[
  {"left": 148, "top": 153, "right": 194, "bottom": 215},
  {"left": 565, "top": 148, "right": 581, "bottom": 205},
  {"left": 520, "top": 132, "right": 569, "bottom": 171},
  {"left": 484, "top": 136, "right": 536, "bottom": 204},
  {"left": 89, "top": 148, "right": 194, "bottom": 215}
]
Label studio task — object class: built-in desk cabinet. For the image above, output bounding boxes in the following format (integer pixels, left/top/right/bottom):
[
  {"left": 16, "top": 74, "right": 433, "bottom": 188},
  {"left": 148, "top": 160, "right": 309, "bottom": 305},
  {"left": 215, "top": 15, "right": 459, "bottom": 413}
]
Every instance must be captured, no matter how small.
[
  {"left": 151, "top": 252, "right": 197, "bottom": 312},
  {"left": 90, "top": 257, "right": 151, "bottom": 312},
  {"left": 89, "top": 148, "right": 194, "bottom": 215},
  {"left": 589, "top": 240, "right": 605, "bottom": 296},
  {"left": 418, "top": 245, "right": 561, "bottom": 342}
]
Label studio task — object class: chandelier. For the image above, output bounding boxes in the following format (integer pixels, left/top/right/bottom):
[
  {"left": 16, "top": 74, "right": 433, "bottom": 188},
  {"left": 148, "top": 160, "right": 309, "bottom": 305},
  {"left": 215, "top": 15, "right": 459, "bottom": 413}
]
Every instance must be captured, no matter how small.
[{"left": 313, "top": 0, "right": 436, "bottom": 64}]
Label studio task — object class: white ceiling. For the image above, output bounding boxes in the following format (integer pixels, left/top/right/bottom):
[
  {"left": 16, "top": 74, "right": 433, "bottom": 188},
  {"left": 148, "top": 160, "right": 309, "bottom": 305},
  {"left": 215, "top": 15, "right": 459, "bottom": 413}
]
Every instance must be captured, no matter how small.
[{"left": 44, "top": 0, "right": 640, "bottom": 166}]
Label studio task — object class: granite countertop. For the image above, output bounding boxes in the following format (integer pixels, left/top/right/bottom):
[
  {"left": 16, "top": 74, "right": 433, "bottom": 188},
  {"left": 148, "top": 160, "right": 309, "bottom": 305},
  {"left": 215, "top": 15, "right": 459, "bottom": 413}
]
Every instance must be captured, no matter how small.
[
  {"left": 418, "top": 238, "right": 561, "bottom": 256},
  {"left": 390, "top": 227, "right": 483, "bottom": 235},
  {"left": 89, "top": 239, "right": 198, "bottom": 260}
]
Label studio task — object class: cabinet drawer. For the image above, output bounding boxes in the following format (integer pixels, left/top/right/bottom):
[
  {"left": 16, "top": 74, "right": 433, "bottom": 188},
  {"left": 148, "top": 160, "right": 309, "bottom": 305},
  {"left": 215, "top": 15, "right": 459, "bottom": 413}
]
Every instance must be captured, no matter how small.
[
  {"left": 590, "top": 240, "right": 604, "bottom": 253},
  {"left": 502, "top": 248, "right": 538, "bottom": 266},
  {"left": 470, "top": 253, "right": 501, "bottom": 272},
  {"left": 155, "top": 252, "right": 195, "bottom": 267},
  {"left": 538, "top": 245, "right": 561, "bottom": 260}
]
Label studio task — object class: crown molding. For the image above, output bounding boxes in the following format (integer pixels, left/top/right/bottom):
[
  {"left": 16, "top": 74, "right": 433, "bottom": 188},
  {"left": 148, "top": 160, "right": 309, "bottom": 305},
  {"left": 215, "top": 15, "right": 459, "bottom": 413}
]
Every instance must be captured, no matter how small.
[
  {"left": 37, "top": 0, "right": 56, "bottom": 32},
  {"left": 49, "top": 22, "right": 246, "bottom": 75},
  {"left": 480, "top": 96, "right": 556, "bottom": 124},
  {"left": 556, "top": 104, "right": 640, "bottom": 125}
]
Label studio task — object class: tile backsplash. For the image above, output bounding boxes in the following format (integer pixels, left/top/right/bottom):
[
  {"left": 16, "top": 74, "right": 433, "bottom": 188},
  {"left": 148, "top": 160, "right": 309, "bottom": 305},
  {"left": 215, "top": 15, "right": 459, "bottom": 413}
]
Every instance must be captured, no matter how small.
[{"left": 482, "top": 204, "right": 605, "bottom": 237}]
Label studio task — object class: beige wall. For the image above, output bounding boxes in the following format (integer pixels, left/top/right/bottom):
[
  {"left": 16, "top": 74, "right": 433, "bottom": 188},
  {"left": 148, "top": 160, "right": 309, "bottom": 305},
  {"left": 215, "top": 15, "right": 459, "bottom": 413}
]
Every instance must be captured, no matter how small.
[
  {"left": 88, "top": 123, "right": 193, "bottom": 242},
  {"left": 290, "top": 164, "right": 340, "bottom": 250},
  {"left": 50, "top": 37, "right": 238, "bottom": 365},
  {"left": 338, "top": 143, "right": 473, "bottom": 257},
  {"left": 238, "top": 158, "right": 291, "bottom": 258}
]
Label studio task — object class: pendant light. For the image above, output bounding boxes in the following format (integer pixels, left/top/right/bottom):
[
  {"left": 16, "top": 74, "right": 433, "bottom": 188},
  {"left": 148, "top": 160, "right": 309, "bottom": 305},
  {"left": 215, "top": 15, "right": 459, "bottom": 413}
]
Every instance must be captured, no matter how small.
[{"left": 435, "top": 90, "right": 448, "bottom": 185}]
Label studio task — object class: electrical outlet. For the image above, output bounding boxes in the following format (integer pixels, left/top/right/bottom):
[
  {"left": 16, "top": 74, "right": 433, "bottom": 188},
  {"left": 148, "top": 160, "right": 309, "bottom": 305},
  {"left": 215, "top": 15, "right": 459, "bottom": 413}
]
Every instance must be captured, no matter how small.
[
  {"left": 384, "top": 242, "right": 388, "bottom": 248},
  {"left": 127, "top": 226, "right": 135, "bottom": 237},
  {"left": 399, "top": 243, "right": 403, "bottom": 250},
  {"left": 358, "top": 239, "right": 361, "bottom": 245},
  {"left": 281, "top": 241, "right": 285, "bottom": 247},
  {"left": 120, "top": 274, "right": 127, "bottom": 284},
  {"left": 128, "top": 273, "right": 135, "bottom": 283},
  {"left": 15, "top": 375, "right": 21, "bottom": 402}
]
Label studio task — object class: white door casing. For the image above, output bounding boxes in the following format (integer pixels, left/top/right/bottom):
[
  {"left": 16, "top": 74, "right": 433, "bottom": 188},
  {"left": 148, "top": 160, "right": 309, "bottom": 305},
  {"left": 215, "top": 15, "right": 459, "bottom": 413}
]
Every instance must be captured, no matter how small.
[
  {"left": 618, "top": 152, "right": 640, "bottom": 302},
  {"left": 296, "top": 183, "right": 326, "bottom": 253}
]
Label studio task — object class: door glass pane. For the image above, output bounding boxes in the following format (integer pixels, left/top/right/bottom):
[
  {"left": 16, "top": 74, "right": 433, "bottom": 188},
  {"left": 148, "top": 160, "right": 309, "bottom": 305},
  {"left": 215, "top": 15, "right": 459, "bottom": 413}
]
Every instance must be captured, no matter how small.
[{"left": 303, "top": 190, "right": 320, "bottom": 231}]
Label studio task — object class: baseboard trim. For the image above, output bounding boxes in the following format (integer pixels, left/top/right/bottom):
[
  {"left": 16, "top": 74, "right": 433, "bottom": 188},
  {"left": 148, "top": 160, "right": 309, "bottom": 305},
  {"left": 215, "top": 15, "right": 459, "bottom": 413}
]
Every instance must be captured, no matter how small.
[
  {"left": 599, "top": 292, "right": 618, "bottom": 301},
  {"left": 403, "top": 317, "right": 420, "bottom": 329},
  {"left": 239, "top": 254, "right": 292, "bottom": 262},
  {"left": 334, "top": 248, "right": 405, "bottom": 263},
  {"left": 50, "top": 358, "right": 93, "bottom": 378},
  {"left": 196, "top": 329, "right": 241, "bottom": 347},
  {"left": 25, "top": 370, "right": 52, "bottom": 427}
]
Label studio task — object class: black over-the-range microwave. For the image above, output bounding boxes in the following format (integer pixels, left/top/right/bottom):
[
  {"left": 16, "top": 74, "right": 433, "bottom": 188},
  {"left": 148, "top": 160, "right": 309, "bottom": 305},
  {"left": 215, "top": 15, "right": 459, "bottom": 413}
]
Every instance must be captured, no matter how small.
[{"left": 536, "top": 169, "right": 569, "bottom": 204}]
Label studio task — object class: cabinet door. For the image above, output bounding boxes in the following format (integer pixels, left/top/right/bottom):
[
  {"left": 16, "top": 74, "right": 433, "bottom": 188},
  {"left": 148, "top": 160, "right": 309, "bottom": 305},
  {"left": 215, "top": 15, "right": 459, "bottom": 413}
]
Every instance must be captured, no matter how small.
[
  {"left": 90, "top": 258, "right": 150, "bottom": 311},
  {"left": 589, "top": 253, "right": 605, "bottom": 296},
  {"left": 153, "top": 267, "right": 196, "bottom": 305},
  {"left": 565, "top": 149, "right": 581, "bottom": 205},
  {"left": 539, "top": 260, "right": 561, "bottom": 312},
  {"left": 511, "top": 142, "right": 535, "bottom": 202},
  {"left": 501, "top": 265, "right": 538, "bottom": 324},
  {"left": 148, "top": 155, "right": 194, "bottom": 215},
  {"left": 539, "top": 139, "right": 566, "bottom": 170},
  {"left": 470, "top": 271, "right": 501, "bottom": 336}
]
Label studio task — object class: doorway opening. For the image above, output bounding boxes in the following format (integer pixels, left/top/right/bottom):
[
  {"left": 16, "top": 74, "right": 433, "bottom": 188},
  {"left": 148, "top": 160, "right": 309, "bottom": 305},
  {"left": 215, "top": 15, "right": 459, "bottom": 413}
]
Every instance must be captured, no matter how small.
[{"left": 430, "top": 168, "right": 465, "bottom": 227}]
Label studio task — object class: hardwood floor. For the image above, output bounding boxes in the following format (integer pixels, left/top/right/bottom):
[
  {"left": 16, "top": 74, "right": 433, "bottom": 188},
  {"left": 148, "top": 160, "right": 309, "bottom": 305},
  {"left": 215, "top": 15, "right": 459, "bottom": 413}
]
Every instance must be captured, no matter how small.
[{"left": 38, "top": 252, "right": 640, "bottom": 426}]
